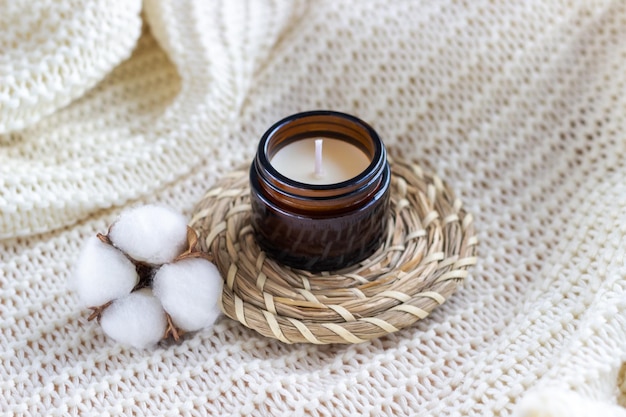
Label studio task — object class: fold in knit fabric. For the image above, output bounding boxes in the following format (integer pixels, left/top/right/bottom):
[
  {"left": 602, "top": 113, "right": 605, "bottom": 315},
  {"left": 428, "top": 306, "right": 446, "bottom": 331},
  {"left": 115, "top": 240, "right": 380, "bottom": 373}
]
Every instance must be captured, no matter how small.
[
  {"left": 0, "top": 0, "right": 143, "bottom": 133},
  {"left": 1, "top": 1, "right": 626, "bottom": 416}
]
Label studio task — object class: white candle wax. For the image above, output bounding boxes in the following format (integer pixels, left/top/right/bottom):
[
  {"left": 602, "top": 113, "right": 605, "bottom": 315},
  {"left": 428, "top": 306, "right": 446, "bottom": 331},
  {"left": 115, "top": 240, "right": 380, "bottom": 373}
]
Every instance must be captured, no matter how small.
[{"left": 270, "top": 138, "right": 370, "bottom": 185}]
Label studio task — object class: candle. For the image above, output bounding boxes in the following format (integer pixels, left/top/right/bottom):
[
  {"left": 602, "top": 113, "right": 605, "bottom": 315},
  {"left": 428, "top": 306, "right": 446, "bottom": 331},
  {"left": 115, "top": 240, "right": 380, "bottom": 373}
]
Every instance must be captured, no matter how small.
[
  {"left": 270, "top": 138, "right": 371, "bottom": 185},
  {"left": 249, "top": 111, "right": 391, "bottom": 272}
]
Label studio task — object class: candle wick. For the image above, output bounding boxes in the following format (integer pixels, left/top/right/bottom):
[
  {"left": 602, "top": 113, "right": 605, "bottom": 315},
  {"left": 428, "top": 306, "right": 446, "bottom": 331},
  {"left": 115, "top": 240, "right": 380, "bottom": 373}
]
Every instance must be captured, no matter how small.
[{"left": 314, "top": 139, "right": 324, "bottom": 178}]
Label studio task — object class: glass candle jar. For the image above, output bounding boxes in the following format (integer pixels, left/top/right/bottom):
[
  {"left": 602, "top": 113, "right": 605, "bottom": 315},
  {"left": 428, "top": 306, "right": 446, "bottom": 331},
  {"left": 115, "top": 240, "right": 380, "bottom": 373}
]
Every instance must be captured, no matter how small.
[{"left": 249, "top": 110, "right": 391, "bottom": 272}]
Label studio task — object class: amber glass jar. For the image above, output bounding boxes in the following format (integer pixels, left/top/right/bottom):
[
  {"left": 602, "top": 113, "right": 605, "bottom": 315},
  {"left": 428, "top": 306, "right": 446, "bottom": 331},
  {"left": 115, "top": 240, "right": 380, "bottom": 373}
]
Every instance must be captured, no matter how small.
[{"left": 249, "top": 111, "right": 391, "bottom": 272}]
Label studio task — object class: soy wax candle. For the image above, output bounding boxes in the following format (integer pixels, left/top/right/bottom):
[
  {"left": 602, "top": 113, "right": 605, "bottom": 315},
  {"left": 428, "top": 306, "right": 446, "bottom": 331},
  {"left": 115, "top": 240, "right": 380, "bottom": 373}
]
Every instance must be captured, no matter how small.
[{"left": 249, "top": 111, "right": 391, "bottom": 272}]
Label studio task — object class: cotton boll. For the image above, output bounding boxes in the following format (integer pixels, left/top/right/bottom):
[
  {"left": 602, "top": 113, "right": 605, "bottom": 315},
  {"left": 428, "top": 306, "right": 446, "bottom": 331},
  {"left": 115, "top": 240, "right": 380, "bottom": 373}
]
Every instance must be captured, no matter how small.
[
  {"left": 100, "top": 288, "right": 167, "bottom": 349},
  {"left": 152, "top": 258, "right": 223, "bottom": 332},
  {"left": 70, "top": 236, "right": 139, "bottom": 307},
  {"left": 108, "top": 205, "right": 189, "bottom": 265}
]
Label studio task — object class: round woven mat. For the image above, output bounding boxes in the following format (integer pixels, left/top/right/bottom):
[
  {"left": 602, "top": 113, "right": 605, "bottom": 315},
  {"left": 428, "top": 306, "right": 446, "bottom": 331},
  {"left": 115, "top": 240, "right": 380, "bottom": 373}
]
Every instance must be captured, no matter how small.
[{"left": 190, "top": 160, "right": 477, "bottom": 344}]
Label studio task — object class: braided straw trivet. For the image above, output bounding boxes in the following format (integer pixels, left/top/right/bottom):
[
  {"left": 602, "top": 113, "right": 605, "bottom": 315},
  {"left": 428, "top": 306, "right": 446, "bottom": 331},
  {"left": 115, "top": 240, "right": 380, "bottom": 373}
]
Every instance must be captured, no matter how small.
[{"left": 190, "top": 160, "right": 477, "bottom": 344}]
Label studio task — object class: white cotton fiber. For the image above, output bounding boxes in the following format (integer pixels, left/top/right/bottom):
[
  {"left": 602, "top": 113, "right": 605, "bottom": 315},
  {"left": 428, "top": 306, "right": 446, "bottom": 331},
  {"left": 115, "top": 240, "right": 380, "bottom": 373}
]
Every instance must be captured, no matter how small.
[
  {"left": 70, "top": 236, "right": 139, "bottom": 307},
  {"left": 100, "top": 288, "right": 167, "bottom": 349},
  {"left": 152, "top": 258, "right": 223, "bottom": 332},
  {"left": 108, "top": 205, "right": 188, "bottom": 265}
]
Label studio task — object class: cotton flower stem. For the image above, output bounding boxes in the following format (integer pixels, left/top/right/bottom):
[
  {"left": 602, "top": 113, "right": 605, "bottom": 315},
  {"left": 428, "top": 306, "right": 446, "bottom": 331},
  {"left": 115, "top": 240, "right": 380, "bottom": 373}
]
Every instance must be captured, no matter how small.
[
  {"left": 175, "top": 251, "right": 213, "bottom": 262},
  {"left": 164, "top": 313, "right": 183, "bottom": 341},
  {"left": 174, "top": 227, "right": 213, "bottom": 262},
  {"left": 96, "top": 233, "right": 111, "bottom": 245},
  {"left": 87, "top": 301, "right": 113, "bottom": 322}
]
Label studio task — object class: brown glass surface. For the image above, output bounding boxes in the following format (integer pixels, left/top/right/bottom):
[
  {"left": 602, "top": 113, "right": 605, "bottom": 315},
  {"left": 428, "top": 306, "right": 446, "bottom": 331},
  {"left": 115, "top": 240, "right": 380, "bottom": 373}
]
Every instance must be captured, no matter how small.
[{"left": 249, "top": 111, "right": 390, "bottom": 272}]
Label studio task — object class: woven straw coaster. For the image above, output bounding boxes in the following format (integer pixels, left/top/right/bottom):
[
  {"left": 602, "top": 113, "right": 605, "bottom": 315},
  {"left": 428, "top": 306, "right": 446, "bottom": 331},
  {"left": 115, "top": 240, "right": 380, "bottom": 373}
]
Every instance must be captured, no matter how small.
[{"left": 190, "top": 160, "right": 477, "bottom": 344}]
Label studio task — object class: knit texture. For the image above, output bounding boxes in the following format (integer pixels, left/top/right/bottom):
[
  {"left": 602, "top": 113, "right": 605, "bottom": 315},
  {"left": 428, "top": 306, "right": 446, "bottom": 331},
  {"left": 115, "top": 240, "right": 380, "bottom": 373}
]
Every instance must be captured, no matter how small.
[
  {"left": 0, "top": 0, "right": 143, "bottom": 134},
  {"left": 2, "top": 0, "right": 626, "bottom": 416}
]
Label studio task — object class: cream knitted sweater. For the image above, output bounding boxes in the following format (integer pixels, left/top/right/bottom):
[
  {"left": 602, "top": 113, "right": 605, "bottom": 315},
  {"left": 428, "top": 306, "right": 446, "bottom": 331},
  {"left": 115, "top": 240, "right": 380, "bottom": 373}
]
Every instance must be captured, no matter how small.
[{"left": 2, "top": 0, "right": 626, "bottom": 415}]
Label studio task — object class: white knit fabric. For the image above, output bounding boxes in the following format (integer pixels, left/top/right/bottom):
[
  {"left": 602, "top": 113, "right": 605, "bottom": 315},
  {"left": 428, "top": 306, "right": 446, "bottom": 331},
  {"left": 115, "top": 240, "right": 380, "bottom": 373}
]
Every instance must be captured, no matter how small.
[
  {"left": 0, "top": 0, "right": 143, "bottom": 134},
  {"left": 2, "top": 0, "right": 626, "bottom": 415}
]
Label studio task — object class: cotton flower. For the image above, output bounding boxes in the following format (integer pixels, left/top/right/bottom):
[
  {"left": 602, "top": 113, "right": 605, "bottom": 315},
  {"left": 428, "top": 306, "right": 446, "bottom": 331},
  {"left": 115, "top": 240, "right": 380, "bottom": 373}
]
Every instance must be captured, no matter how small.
[
  {"left": 100, "top": 288, "right": 168, "bottom": 349},
  {"left": 72, "top": 205, "right": 223, "bottom": 349},
  {"left": 70, "top": 236, "right": 138, "bottom": 307},
  {"left": 152, "top": 258, "right": 223, "bottom": 332},
  {"left": 108, "top": 204, "right": 189, "bottom": 265}
]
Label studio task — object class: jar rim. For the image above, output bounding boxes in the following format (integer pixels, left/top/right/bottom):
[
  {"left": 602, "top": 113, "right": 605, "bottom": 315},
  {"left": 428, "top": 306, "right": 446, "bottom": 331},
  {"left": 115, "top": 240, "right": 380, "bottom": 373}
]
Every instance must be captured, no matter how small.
[{"left": 256, "top": 110, "right": 385, "bottom": 196}]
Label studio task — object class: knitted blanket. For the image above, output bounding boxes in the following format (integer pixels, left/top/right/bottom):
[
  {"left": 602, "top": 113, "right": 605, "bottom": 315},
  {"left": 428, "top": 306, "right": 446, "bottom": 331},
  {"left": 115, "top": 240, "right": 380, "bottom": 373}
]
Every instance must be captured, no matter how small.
[{"left": 2, "top": 1, "right": 626, "bottom": 415}]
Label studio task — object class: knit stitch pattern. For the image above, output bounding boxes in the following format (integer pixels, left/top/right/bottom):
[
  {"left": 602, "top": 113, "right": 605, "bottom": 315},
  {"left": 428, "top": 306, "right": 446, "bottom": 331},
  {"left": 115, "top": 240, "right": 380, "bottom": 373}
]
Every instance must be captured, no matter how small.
[
  {"left": 2, "top": 1, "right": 626, "bottom": 416},
  {"left": 0, "top": 0, "right": 143, "bottom": 134}
]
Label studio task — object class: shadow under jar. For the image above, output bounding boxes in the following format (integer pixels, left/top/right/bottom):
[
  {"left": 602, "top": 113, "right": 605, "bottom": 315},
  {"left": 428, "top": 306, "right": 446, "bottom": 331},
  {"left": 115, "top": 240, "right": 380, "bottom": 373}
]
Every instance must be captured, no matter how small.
[{"left": 249, "top": 110, "right": 391, "bottom": 272}]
